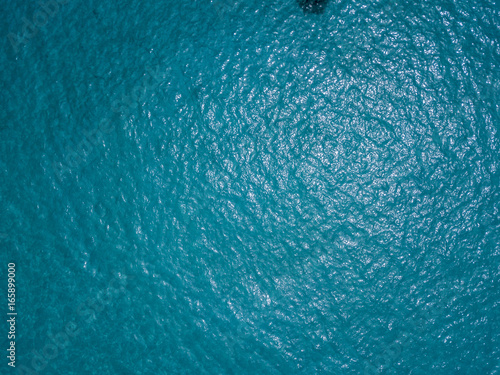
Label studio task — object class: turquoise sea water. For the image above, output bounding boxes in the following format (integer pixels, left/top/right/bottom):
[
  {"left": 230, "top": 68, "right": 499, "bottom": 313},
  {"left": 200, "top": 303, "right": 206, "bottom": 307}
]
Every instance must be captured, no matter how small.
[{"left": 1, "top": 0, "right": 499, "bottom": 374}]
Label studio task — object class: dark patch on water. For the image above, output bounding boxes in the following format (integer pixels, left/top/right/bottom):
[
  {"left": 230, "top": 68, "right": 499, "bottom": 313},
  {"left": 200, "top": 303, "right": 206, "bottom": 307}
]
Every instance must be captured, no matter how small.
[{"left": 298, "top": 0, "right": 328, "bottom": 14}]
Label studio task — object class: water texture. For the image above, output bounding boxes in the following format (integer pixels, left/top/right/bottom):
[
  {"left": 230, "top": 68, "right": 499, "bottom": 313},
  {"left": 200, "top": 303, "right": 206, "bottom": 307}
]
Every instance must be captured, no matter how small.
[{"left": 1, "top": 0, "right": 499, "bottom": 374}]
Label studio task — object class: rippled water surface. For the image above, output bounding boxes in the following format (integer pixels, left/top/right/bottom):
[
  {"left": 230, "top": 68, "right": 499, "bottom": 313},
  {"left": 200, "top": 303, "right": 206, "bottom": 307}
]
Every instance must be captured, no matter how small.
[{"left": 1, "top": 0, "right": 499, "bottom": 374}]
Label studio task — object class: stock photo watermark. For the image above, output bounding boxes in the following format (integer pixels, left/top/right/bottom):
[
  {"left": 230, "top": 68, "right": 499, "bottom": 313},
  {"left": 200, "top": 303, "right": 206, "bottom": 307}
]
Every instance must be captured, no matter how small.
[
  {"left": 7, "top": 263, "right": 16, "bottom": 368},
  {"left": 15, "top": 272, "right": 132, "bottom": 375},
  {"left": 362, "top": 289, "right": 455, "bottom": 374},
  {"left": 7, "top": 0, "right": 72, "bottom": 54},
  {"left": 51, "top": 65, "right": 164, "bottom": 182},
  {"left": 211, "top": 0, "right": 241, "bottom": 21}
]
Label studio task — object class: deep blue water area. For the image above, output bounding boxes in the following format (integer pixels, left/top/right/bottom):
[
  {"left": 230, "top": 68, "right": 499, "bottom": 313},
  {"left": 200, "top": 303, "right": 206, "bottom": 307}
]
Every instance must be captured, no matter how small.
[{"left": 1, "top": 0, "right": 499, "bottom": 374}]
